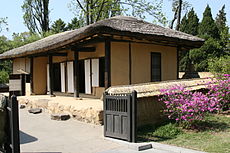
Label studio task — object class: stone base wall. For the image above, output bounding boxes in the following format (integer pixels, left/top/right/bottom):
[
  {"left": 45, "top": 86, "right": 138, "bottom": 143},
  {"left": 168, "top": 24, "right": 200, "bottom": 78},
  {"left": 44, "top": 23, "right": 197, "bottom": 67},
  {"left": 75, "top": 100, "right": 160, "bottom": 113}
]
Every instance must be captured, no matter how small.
[
  {"left": 137, "top": 96, "right": 166, "bottom": 127},
  {"left": 18, "top": 98, "right": 103, "bottom": 125}
]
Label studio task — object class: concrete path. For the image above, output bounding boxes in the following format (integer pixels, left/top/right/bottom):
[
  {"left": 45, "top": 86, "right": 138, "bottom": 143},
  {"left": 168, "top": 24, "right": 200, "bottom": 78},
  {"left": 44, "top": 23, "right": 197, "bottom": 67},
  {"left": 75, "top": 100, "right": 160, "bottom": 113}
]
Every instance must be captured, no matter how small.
[
  {"left": 19, "top": 108, "right": 125, "bottom": 153},
  {"left": 19, "top": 108, "right": 206, "bottom": 153}
]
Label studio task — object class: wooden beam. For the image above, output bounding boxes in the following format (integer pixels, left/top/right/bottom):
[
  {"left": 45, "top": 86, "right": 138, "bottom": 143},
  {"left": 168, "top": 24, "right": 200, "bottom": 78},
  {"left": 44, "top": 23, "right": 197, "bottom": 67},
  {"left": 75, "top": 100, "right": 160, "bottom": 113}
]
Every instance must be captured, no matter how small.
[
  {"left": 129, "top": 42, "right": 132, "bottom": 85},
  {"left": 177, "top": 46, "right": 181, "bottom": 79},
  {"left": 51, "top": 53, "right": 67, "bottom": 56},
  {"left": 104, "top": 38, "right": 111, "bottom": 89},
  {"left": 30, "top": 57, "right": 34, "bottom": 94},
  {"left": 71, "top": 47, "right": 96, "bottom": 52},
  {"left": 73, "top": 51, "right": 80, "bottom": 97},
  {"left": 48, "top": 55, "right": 54, "bottom": 96}
]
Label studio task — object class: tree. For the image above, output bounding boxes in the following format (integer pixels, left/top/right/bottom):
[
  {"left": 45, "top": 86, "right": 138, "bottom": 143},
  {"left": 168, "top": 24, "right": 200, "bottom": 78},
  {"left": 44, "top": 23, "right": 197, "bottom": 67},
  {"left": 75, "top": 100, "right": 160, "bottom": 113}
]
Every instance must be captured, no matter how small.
[
  {"left": 170, "top": 0, "right": 191, "bottom": 30},
  {"left": 10, "top": 32, "right": 41, "bottom": 48},
  {"left": 66, "top": 17, "right": 84, "bottom": 30},
  {"left": 216, "top": 5, "right": 227, "bottom": 33},
  {"left": 22, "top": 0, "right": 50, "bottom": 35},
  {"left": 198, "top": 5, "right": 220, "bottom": 40},
  {"left": 215, "top": 5, "right": 229, "bottom": 52},
  {"left": 69, "top": 0, "right": 166, "bottom": 26},
  {"left": 190, "top": 38, "right": 223, "bottom": 71},
  {"left": 0, "top": 17, "right": 8, "bottom": 33},
  {"left": 51, "top": 19, "right": 67, "bottom": 33},
  {"left": 178, "top": 8, "right": 199, "bottom": 71}
]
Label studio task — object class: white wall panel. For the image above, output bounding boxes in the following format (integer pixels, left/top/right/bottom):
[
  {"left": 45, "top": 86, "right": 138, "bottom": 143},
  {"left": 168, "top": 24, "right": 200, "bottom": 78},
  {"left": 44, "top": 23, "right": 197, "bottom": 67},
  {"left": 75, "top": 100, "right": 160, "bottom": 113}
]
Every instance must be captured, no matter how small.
[
  {"left": 67, "top": 61, "right": 74, "bottom": 93},
  {"left": 84, "top": 59, "right": 91, "bottom": 94},
  {"left": 92, "top": 59, "right": 99, "bottom": 87},
  {"left": 60, "top": 63, "right": 66, "bottom": 92}
]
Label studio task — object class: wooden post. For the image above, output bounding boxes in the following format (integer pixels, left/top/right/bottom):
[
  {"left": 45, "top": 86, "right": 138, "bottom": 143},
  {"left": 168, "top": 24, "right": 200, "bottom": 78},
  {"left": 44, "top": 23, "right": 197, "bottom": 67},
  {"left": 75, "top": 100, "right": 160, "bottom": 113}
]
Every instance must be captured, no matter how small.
[
  {"left": 131, "top": 90, "right": 137, "bottom": 143},
  {"left": 10, "top": 95, "right": 20, "bottom": 153},
  {"left": 104, "top": 38, "right": 111, "bottom": 89},
  {"left": 30, "top": 57, "right": 34, "bottom": 94},
  {"left": 48, "top": 55, "right": 54, "bottom": 96},
  {"left": 129, "top": 42, "right": 132, "bottom": 85},
  {"left": 176, "top": 46, "right": 180, "bottom": 79},
  {"left": 73, "top": 51, "right": 80, "bottom": 97}
]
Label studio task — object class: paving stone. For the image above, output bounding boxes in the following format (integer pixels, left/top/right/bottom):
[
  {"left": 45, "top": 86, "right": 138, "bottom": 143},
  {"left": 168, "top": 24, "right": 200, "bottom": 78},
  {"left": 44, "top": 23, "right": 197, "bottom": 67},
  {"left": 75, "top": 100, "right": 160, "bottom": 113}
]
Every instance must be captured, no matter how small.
[
  {"left": 51, "top": 113, "right": 70, "bottom": 121},
  {"left": 20, "top": 104, "right": 26, "bottom": 109},
  {"left": 28, "top": 108, "right": 42, "bottom": 114}
]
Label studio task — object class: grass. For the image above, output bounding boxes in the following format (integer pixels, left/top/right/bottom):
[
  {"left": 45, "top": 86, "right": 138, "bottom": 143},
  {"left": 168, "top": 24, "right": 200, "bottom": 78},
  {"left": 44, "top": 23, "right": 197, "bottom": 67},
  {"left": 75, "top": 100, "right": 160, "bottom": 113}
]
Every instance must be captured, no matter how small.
[{"left": 137, "top": 114, "right": 230, "bottom": 153}]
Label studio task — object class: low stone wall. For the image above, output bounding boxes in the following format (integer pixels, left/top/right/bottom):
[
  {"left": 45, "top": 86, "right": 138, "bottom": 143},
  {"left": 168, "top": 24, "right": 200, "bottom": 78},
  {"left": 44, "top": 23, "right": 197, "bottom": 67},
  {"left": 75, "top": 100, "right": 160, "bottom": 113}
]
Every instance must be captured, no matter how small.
[
  {"left": 137, "top": 96, "right": 166, "bottom": 127},
  {"left": 18, "top": 97, "right": 103, "bottom": 125}
]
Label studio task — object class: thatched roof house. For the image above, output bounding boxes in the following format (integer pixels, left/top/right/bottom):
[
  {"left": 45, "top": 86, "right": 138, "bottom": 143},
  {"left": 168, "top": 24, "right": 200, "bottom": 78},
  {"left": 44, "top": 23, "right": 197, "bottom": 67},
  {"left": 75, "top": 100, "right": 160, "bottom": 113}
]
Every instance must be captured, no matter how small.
[{"left": 1, "top": 16, "right": 204, "bottom": 98}]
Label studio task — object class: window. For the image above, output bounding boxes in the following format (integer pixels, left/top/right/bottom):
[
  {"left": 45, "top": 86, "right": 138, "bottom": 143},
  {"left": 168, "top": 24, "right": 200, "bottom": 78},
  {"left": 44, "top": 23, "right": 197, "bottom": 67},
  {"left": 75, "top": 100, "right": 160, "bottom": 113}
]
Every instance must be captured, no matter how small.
[{"left": 151, "top": 52, "right": 161, "bottom": 82}]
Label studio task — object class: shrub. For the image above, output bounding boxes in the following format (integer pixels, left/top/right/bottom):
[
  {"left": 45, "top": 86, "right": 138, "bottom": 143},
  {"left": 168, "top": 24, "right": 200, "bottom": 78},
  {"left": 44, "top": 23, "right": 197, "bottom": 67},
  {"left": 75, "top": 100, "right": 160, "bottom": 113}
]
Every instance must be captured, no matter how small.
[
  {"left": 208, "top": 55, "right": 230, "bottom": 75},
  {"left": 0, "top": 70, "right": 9, "bottom": 84},
  {"left": 206, "top": 74, "right": 230, "bottom": 111},
  {"left": 159, "top": 85, "right": 219, "bottom": 126}
]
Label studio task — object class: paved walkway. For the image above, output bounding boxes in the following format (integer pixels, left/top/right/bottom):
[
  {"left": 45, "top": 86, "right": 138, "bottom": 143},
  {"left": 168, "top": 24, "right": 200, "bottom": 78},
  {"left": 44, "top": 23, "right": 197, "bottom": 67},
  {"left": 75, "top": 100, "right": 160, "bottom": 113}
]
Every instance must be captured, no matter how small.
[
  {"left": 19, "top": 108, "right": 206, "bottom": 153},
  {"left": 19, "top": 108, "right": 124, "bottom": 153}
]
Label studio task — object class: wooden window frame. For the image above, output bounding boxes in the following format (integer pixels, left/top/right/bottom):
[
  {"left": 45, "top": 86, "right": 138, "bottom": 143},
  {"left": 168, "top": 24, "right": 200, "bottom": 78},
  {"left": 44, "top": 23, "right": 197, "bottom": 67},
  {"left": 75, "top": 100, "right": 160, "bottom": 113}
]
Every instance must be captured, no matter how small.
[{"left": 151, "top": 52, "right": 162, "bottom": 82}]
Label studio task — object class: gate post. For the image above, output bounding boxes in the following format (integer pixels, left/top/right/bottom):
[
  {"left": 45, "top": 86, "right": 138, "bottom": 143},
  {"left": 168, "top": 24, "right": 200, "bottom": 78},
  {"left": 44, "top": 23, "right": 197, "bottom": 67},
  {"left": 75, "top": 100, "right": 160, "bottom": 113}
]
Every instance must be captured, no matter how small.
[
  {"left": 103, "top": 91, "right": 107, "bottom": 137},
  {"left": 131, "top": 90, "right": 137, "bottom": 142}
]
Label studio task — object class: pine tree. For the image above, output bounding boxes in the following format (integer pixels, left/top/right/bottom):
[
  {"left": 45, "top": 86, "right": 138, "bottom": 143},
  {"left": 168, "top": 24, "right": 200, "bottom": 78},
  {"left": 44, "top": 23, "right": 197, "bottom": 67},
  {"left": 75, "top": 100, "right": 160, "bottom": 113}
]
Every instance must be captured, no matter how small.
[
  {"left": 180, "top": 8, "right": 199, "bottom": 36},
  {"left": 179, "top": 14, "right": 187, "bottom": 33},
  {"left": 51, "top": 19, "right": 67, "bottom": 34},
  {"left": 186, "top": 8, "right": 199, "bottom": 36},
  {"left": 66, "top": 17, "right": 84, "bottom": 30},
  {"left": 216, "top": 5, "right": 227, "bottom": 33},
  {"left": 215, "top": 5, "right": 229, "bottom": 52},
  {"left": 179, "top": 8, "right": 199, "bottom": 71},
  {"left": 198, "top": 5, "right": 220, "bottom": 40}
]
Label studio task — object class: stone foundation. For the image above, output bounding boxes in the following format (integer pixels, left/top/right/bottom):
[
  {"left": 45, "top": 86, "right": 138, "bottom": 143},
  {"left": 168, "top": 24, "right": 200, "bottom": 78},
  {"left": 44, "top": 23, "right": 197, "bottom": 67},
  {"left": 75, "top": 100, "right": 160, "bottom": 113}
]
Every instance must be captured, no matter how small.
[{"left": 18, "top": 96, "right": 103, "bottom": 125}]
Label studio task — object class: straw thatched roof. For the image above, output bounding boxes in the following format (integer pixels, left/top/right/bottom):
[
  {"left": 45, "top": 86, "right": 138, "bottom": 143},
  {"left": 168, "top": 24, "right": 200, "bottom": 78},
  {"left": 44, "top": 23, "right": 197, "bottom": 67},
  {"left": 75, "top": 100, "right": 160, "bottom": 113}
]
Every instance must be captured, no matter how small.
[
  {"left": 0, "top": 16, "right": 204, "bottom": 59},
  {"left": 107, "top": 78, "right": 211, "bottom": 98}
]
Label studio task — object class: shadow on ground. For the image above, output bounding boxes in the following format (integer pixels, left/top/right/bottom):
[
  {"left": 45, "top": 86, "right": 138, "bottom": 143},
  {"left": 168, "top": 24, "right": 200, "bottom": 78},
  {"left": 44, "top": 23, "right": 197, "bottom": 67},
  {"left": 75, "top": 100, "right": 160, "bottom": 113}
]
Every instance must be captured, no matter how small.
[{"left": 20, "top": 131, "right": 38, "bottom": 144}]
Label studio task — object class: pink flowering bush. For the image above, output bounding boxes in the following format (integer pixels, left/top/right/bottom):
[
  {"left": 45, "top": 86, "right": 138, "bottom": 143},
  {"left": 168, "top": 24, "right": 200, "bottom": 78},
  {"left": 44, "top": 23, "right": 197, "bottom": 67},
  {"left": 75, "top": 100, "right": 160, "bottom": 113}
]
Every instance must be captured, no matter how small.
[
  {"left": 206, "top": 74, "right": 230, "bottom": 111},
  {"left": 159, "top": 85, "right": 219, "bottom": 125},
  {"left": 159, "top": 74, "right": 229, "bottom": 127}
]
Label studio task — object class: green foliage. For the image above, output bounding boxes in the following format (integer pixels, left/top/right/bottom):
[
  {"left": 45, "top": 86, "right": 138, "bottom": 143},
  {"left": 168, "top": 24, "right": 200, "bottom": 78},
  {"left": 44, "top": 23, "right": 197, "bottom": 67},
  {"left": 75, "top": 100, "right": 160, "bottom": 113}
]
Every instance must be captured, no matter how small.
[
  {"left": 0, "top": 17, "right": 8, "bottom": 33},
  {"left": 179, "top": 8, "right": 199, "bottom": 71},
  {"left": 184, "top": 5, "right": 229, "bottom": 72},
  {"left": 180, "top": 8, "right": 199, "bottom": 36},
  {"left": 137, "top": 122, "right": 182, "bottom": 141},
  {"left": 190, "top": 38, "right": 223, "bottom": 71},
  {"left": 216, "top": 5, "right": 227, "bottom": 33},
  {"left": 215, "top": 5, "right": 229, "bottom": 53},
  {"left": 69, "top": 0, "right": 167, "bottom": 26},
  {"left": 0, "top": 70, "right": 9, "bottom": 84},
  {"left": 198, "top": 5, "right": 220, "bottom": 40},
  {"left": 208, "top": 55, "right": 230, "bottom": 75},
  {"left": 10, "top": 32, "right": 41, "bottom": 48},
  {"left": 154, "top": 123, "right": 182, "bottom": 138},
  {"left": 67, "top": 17, "right": 84, "bottom": 30},
  {"left": 0, "top": 32, "right": 42, "bottom": 81},
  {"left": 0, "top": 36, "right": 11, "bottom": 54},
  {"left": 22, "top": 0, "right": 50, "bottom": 35},
  {"left": 51, "top": 19, "right": 67, "bottom": 34}
]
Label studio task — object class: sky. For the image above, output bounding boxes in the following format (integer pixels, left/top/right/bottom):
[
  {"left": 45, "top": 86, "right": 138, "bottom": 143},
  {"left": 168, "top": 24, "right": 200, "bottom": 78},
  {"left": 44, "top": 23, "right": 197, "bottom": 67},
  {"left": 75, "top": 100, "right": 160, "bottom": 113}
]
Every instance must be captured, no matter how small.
[{"left": 0, "top": 0, "right": 229, "bottom": 39}]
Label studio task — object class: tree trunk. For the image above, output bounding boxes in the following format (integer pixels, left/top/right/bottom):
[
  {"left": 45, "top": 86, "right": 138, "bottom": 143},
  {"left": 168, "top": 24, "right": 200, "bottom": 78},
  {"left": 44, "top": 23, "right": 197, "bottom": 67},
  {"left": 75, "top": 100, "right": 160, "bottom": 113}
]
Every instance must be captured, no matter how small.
[{"left": 176, "top": 0, "right": 182, "bottom": 30}]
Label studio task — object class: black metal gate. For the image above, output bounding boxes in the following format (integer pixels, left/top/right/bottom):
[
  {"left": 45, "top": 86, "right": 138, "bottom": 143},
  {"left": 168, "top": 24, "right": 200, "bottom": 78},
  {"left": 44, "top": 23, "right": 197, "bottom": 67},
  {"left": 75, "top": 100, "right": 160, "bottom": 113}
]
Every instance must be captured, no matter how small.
[
  {"left": 103, "top": 91, "right": 137, "bottom": 142},
  {"left": 4, "top": 95, "right": 20, "bottom": 153}
]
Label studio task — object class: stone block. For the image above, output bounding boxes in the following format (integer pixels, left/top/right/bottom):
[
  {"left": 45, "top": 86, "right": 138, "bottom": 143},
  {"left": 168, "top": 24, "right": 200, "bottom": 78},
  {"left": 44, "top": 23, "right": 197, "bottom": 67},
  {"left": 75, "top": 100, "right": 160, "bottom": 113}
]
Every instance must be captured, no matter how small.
[
  {"left": 28, "top": 108, "right": 42, "bottom": 114},
  {"left": 51, "top": 113, "right": 70, "bottom": 121}
]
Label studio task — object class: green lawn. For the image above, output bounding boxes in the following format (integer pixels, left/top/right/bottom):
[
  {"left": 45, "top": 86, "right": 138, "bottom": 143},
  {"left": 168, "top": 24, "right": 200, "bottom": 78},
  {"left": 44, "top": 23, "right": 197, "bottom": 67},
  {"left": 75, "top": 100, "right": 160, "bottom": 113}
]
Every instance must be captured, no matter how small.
[{"left": 137, "top": 114, "right": 230, "bottom": 153}]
